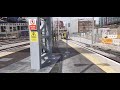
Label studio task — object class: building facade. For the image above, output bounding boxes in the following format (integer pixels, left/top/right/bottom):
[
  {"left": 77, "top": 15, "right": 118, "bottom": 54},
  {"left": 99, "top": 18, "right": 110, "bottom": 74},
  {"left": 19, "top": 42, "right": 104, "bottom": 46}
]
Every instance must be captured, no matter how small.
[
  {"left": 0, "top": 23, "right": 28, "bottom": 38},
  {"left": 0, "top": 17, "right": 28, "bottom": 38},
  {"left": 53, "top": 20, "right": 64, "bottom": 30},
  {"left": 67, "top": 19, "right": 96, "bottom": 34},
  {"left": 53, "top": 20, "right": 67, "bottom": 34},
  {"left": 99, "top": 17, "right": 120, "bottom": 27},
  {"left": 78, "top": 20, "right": 95, "bottom": 33}
]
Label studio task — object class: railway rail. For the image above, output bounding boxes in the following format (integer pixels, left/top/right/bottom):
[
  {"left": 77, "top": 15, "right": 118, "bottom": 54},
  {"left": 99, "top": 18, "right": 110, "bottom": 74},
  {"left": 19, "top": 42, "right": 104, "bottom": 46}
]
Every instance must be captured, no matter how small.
[
  {"left": 0, "top": 38, "right": 29, "bottom": 46},
  {"left": 70, "top": 40, "right": 120, "bottom": 63}
]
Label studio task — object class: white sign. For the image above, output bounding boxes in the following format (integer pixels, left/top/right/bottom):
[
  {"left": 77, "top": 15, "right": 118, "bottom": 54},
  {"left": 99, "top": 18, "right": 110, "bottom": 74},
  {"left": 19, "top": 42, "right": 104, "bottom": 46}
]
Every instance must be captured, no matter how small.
[{"left": 29, "top": 19, "right": 37, "bottom": 30}]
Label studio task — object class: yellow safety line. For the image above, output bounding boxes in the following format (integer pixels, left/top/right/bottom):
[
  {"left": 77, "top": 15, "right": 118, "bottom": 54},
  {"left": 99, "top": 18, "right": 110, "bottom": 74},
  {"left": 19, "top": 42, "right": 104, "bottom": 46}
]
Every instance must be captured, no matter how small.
[
  {"left": 0, "top": 45, "right": 30, "bottom": 58},
  {"left": 62, "top": 39, "right": 116, "bottom": 73}
]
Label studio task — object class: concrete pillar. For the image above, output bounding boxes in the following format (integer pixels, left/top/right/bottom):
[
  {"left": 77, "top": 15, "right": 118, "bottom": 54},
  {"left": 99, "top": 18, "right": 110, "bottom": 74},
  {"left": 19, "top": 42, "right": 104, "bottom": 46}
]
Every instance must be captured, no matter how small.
[{"left": 29, "top": 17, "right": 41, "bottom": 70}]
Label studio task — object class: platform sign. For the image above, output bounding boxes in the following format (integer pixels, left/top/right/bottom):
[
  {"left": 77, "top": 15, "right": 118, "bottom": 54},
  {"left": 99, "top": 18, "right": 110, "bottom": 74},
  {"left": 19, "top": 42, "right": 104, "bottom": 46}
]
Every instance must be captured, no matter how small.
[
  {"left": 29, "top": 19, "right": 37, "bottom": 30},
  {"left": 30, "top": 31, "right": 38, "bottom": 42},
  {"left": 101, "top": 38, "right": 113, "bottom": 44}
]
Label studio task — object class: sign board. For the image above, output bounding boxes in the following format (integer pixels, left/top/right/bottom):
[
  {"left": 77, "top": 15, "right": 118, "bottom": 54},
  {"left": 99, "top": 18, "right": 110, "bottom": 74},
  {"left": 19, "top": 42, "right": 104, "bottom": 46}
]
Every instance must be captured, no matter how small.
[
  {"left": 101, "top": 38, "right": 113, "bottom": 44},
  {"left": 29, "top": 19, "right": 37, "bottom": 30},
  {"left": 30, "top": 31, "right": 38, "bottom": 42}
]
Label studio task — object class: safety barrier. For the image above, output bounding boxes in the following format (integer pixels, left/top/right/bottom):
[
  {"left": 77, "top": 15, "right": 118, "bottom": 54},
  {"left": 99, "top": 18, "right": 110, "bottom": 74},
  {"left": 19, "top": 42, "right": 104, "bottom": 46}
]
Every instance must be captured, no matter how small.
[
  {"left": 112, "top": 39, "right": 120, "bottom": 46},
  {"left": 70, "top": 34, "right": 120, "bottom": 46},
  {"left": 70, "top": 36, "right": 92, "bottom": 45},
  {"left": 101, "top": 38, "right": 120, "bottom": 46},
  {"left": 101, "top": 38, "right": 113, "bottom": 44}
]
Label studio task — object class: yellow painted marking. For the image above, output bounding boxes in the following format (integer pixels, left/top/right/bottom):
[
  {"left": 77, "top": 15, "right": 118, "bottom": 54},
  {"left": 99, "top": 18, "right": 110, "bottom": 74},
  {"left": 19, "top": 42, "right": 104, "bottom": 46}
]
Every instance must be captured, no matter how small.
[
  {"left": 62, "top": 39, "right": 116, "bottom": 73},
  {"left": 0, "top": 45, "right": 30, "bottom": 58}
]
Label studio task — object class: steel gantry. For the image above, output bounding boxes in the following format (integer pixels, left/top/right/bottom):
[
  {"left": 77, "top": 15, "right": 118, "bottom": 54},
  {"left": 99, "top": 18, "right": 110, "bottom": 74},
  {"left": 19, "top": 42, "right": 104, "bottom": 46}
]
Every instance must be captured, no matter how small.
[{"left": 40, "top": 17, "right": 53, "bottom": 60}]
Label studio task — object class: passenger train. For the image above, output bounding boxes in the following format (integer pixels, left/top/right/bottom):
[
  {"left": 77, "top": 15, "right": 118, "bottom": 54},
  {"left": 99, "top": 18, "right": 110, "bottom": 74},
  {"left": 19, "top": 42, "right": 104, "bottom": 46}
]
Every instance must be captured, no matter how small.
[{"left": 0, "top": 17, "right": 29, "bottom": 39}]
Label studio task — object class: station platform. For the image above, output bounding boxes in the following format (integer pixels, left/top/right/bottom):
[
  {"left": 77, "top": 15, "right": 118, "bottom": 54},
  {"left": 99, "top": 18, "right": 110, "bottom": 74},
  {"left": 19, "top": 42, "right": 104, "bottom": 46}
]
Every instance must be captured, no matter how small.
[
  {"left": 0, "top": 41, "right": 61, "bottom": 73},
  {"left": 0, "top": 55, "right": 60, "bottom": 73},
  {"left": 0, "top": 39, "right": 120, "bottom": 73},
  {"left": 51, "top": 39, "right": 120, "bottom": 73}
]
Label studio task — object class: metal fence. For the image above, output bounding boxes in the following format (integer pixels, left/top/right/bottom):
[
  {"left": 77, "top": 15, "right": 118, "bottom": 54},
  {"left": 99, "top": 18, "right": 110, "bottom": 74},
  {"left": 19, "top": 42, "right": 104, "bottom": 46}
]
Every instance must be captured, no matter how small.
[{"left": 69, "top": 28, "right": 120, "bottom": 46}]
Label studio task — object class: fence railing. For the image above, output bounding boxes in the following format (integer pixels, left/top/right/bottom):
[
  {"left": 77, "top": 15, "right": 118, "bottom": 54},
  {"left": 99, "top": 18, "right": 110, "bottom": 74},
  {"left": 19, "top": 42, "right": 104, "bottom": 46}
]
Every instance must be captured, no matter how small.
[{"left": 69, "top": 33, "right": 120, "bottom": 46}]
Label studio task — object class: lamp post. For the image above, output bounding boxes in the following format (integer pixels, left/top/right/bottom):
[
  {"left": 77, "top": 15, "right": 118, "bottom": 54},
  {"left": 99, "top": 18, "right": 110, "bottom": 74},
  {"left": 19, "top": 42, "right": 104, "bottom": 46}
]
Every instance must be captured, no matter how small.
[
  {"left": 65, "top": 17, "right": 70, "bottom": 55},
  {"left": 92, "top": 17, "right": 94, "bottom": 44},
  {"left": 57, "top": 18, "right": 59, "bottom": 40}
]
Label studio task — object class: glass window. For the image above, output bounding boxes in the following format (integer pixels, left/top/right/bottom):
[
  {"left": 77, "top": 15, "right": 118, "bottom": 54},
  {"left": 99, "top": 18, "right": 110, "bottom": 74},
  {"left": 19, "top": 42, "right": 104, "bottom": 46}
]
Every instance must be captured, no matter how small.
[
  {"left": 13, "top": 27, "right": 16, "bottom": 31},
  {"left": 1, "top": 26, "right": 6, "bottom": 32},
  {"left": 17, "top": 26, "right": 20, "bottom": 30},
  {"left": 10, "top": 27, "right": 12, "bottom": 29},
  {"left": 68, "top": 23, "right": 70, "bottom": 27}
]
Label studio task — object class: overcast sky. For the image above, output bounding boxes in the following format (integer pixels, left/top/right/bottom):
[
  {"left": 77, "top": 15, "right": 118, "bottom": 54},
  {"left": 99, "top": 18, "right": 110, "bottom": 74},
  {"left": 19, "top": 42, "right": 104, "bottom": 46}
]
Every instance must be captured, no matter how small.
[
  {"left": 27, "top": 17, "right": 99, "bottom": 25},
  {"left": 53, "top": 17, "right": 99, "bottom": 24}
]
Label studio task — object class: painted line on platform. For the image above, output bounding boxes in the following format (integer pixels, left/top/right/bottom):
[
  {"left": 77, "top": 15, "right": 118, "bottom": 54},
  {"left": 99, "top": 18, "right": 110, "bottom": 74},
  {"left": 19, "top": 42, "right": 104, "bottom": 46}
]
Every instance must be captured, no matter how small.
[{"left": 62, "top": 39, "right": 116, "bottom": 73}]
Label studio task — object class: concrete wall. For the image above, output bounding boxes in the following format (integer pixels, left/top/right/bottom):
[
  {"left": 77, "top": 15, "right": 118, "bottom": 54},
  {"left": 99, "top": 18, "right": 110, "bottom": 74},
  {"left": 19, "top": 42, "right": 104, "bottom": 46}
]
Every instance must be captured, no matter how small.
[{"left": 67, "top": 19, "right": 78, "bottom": 34}]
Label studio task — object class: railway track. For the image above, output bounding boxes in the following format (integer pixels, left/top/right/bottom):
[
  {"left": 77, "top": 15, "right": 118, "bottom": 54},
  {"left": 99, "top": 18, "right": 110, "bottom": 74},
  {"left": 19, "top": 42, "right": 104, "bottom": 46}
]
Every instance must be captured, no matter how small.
[
  {"left": 70, "top": 40, "right": 120, "bottom": 63},
  {"left": 92, "top": 46, "right": 120, "bottom": 57},
  {"left": 0, "top": 38, "right": 30, "bottom": 69},
  {"left": 0, "top": 45, "right": 30, "bottom": 70},
  {"left": 0, "top": 39, "right": 29, "bottom": 46},
  {"left": 0, "top": 43, "right": 30, "bottom": 52},
  {"left": 0, "top": 39, "right": 30, "bottom": 58},
  {"left": 0, "top": 44, "right": 30, "bottom": 59}
]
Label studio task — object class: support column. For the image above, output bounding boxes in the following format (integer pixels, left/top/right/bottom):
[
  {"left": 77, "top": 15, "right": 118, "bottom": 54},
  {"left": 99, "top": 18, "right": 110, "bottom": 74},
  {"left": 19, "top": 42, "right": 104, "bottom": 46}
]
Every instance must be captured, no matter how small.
[{"left": 29, "top": 17, "right": 41, "bottom": 70}]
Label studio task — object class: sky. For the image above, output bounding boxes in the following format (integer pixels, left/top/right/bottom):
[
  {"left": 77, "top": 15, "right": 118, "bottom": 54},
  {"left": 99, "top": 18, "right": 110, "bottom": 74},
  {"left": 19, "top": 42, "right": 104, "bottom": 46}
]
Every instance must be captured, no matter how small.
[
  {"left": 53, "top": 17, "right": 99, "bottom": 25},
  {"left": 27, "top": 17, "right": 99, "bottom": 25}
]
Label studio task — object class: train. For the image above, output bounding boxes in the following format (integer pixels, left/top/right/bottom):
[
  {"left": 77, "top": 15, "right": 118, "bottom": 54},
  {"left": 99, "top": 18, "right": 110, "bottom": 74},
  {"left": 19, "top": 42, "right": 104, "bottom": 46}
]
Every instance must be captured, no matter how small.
[
  {"left": 0, "top": 17, "right": 27, "bottom": 23},
  {"left": 0, "top": 22, "right": 29, "bottom": 40}
]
